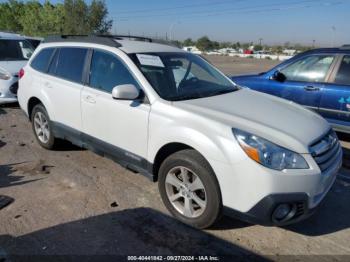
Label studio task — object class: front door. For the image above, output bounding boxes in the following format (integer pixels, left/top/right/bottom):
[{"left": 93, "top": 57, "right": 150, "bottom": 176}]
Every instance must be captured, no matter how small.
[
  {"left": 81, "top": 49, "right": 150, "bottom": 166},
  {"left": 270, "top": 54, "right": 337, "bottom": 111}
]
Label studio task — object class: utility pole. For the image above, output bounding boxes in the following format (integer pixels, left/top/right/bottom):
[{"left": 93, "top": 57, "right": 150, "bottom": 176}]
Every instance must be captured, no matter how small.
[
  {"left": 259, "top": 38, "right": 263, "bottom": 46},
  {"left": 331, "top": 26, "right": 336, "bottom": 47},
  {"left": 312, "top": 40, "right": 316, "bottom": 48},
  {"left": 169, "top": 21, "right": 181, "bottom": 41}
]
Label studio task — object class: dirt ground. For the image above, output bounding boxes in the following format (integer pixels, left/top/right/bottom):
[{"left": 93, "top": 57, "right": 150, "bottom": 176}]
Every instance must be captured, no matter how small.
[
  {"left": 204, "top": 55, "right": 279, "bottom": 76},
  {"left": 1, "top": 57, "right": 350, "bottom": 261}
]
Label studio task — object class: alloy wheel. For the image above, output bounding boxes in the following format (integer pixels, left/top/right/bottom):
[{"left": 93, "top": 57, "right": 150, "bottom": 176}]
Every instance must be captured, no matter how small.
[{"left": 165, "top": 166, "right": 207, "bottom": 218}]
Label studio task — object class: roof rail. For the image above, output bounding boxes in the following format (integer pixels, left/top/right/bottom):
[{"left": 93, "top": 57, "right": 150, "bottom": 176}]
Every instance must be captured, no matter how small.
[
  {"left": 97, "top": 34, "right": 153, "bottom": 42},
  {"left": 43, "top": 35, "right": 122, "bottom": 48},
  {"left": 43, "top": 34, "right": 178, "bottom": 48},
  {"left": 97, "top": 34, "right": 177, "bottom": 47}
]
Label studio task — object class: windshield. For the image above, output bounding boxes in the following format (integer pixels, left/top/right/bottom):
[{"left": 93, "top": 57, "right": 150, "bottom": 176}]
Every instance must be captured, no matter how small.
[
  {"left": 0, "top": 39, "right": 34, "bottom": 61},
  {"left": 130, "top": 52, "right": 238, "bottom": 101}
]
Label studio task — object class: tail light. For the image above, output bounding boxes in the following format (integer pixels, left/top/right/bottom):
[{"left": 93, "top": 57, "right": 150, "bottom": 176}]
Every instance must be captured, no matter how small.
[{"left": 19, "top": 68, "right": 25, "bottom": 79}]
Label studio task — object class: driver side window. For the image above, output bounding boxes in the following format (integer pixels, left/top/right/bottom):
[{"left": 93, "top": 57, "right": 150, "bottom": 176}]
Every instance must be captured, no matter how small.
[
  {"left": 89, "top": 50, "right": 139, "bottom": 93},
  {"left": 280, "top": 55, "right": 335, "bottom": 83}
]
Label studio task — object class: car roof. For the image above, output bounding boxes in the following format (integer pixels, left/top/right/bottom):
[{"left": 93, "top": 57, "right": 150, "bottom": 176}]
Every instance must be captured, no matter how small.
[
  {"left": 42, "top": 35, "right": 184, "bottom": 54},
  {"left": 303, "top": 46, "right": 350, "bottom": 55},
  {"left": 0, "top": 32, "right": 26, "bottom": 40},
  {"left": 117, "top": 39, "right": 183, "bottom": 54}
]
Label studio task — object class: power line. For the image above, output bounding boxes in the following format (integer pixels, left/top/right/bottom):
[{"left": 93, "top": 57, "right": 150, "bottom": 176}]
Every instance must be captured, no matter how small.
[
  {"left": 109, "top": 0, "right": 244, "bottom": 15},
  {"left": 113, "top": 0, "right": 337, "bottom": 21}
]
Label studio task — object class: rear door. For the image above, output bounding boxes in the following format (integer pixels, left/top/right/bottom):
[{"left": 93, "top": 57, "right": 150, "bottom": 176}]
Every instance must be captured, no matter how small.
[
  {"left": 43, "top": 47, "right": 88, "bottom": 137},
  {"left": 272, "top": 54, "right": 337, "bottom": 111},
  {"left": 319, "top": 54, "right": 350, "bottom": 129}
]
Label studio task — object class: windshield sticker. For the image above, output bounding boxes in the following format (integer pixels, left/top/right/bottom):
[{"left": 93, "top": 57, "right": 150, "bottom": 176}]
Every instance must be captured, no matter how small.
[{"left": 136, "top": 54, "right": 164, "bottom": 68}]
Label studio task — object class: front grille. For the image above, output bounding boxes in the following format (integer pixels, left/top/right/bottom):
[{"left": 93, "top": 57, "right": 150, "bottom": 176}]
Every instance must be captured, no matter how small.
[{"left": 310, "top": 130, "right": 341, "bottom": 172}]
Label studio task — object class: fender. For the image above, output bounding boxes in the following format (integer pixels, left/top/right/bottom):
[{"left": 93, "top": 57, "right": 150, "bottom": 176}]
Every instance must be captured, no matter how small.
[
  {"left": 147, "top": 102, "right": 246, "bottom": 166},
  {"left": 149, "top": 125, "right": 234, "bottom": 165}
]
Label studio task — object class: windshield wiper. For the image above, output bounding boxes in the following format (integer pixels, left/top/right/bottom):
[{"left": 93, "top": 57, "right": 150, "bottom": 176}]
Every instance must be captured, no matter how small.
[
  {"left": 206, "top": 89, "right": 235, "bottom": 97},
  {"left": 169, "top": 94, "right": 202, "bottom": 101}
]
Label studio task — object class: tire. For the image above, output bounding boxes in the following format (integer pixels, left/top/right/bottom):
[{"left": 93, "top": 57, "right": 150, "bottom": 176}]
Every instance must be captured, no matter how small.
[
  {"left": 158, "top": 149, "right": 222, "bottom": 229},
  {"left": 31, "top": 104, "right": 57, "bottom": 150}
]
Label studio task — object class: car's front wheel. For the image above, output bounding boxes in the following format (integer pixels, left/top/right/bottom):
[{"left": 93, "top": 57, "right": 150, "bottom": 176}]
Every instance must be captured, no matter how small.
[
  {"left": 158, "top": 149, "right": 222, "bottom": 229},
  {"left": 31, "top": 104, "right": 57, "bottom": 150}
]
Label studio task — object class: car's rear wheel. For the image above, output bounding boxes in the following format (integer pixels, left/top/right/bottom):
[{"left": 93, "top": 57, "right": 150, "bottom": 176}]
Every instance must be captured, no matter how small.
[
  {"left": 158, "top": 149, "right": 222, "bottom": 229},
  {"left": 31, "top": 104, "right": 56, "bottom": 149}
]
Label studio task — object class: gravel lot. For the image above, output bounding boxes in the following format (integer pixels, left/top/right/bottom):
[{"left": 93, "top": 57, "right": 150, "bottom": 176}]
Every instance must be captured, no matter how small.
[{"left": 1, "top": 57, "right": 350, "bottom": 261}]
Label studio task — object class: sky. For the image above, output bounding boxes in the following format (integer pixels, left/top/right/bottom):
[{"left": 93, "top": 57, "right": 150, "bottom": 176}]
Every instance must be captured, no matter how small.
[{"left": 2, "top": 0, "right": 350, "bottom": 46}]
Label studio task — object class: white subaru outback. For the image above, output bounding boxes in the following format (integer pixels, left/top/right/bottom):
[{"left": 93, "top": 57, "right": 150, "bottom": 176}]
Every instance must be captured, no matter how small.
[{"left": 18, "top": 35, "right": 342, "bottom": 228}]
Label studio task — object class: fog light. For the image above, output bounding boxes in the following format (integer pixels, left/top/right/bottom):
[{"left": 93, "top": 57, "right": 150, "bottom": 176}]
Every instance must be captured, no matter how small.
[{"left": 273, "top": 204, "right": 292, "bottom": 221}]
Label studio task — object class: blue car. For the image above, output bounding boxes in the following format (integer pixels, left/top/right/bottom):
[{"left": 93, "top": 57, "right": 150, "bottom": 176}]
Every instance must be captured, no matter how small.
[{"left": 231, "top": 46, "right": 350, "bottom": 133}]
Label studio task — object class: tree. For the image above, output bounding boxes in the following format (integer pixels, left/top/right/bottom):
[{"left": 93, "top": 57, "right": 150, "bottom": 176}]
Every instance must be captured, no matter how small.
[
  {"left": 196, "top": 36, "right": 213, "bottom": 51},
  {"left": 19, "top": 1, "right": 42, "bottom": 36},
  {"left": 88, "top": 0, "right": 112, "bottom": 34},
  {"left": 63, "top": 0, "right": 89, "bottom": 34},
  {"left": 40, "top": 1, "right": 65, "bottom": 35},
  {"left": 0, "top": 0, "right": 112, "bottom": 36},
  {"left": 183, "top": 38, "right": 195, "bottom": 46},
  {"left": 241, "top": 43, "right": 250, "bottom": 50},
  {"left": 0, "top": 0, "right": 24, "bottom": 32},
  {"left": 254, "top": 45, "right": 263, "bottom": 51}
]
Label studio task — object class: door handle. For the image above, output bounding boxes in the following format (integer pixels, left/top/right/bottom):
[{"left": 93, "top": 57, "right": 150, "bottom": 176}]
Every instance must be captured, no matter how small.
[
  {"left": 304, "top": 86, "right": 320, "bottom": 91},
  {"left": 84, "top": 95, "right": 96, "bottom": 104}
]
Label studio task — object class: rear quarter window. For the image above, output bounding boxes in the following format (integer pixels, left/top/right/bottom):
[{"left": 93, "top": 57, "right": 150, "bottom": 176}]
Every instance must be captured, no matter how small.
[{"left": 31, "top": 48, "right": 55, "bottom": 73}]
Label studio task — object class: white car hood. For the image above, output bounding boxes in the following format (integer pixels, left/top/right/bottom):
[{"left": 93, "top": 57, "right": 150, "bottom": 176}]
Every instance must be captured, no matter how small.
[
  {"left": 0, "top": 61, "right": 27, "bottom": 76},
  {"left": 173, "top": 88, "right": 330, "bottom": 153}
]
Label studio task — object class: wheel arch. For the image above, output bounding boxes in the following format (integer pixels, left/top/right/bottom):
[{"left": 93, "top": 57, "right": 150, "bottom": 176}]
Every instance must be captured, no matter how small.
[
  {"left": 28, "top": 97, "right": 44, "bottom": 120},
  {"left": 152, "top": 142, "right": 194, "bottom": 181}
]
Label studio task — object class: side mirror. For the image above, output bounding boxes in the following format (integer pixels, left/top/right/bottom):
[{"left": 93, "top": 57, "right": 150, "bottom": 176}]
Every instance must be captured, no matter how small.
[
  {"left": 112, "top": 84, "right": 140, "bottom": 100},
  {"left": 271, "top": 71, "right": 287, "bottom": 82}
]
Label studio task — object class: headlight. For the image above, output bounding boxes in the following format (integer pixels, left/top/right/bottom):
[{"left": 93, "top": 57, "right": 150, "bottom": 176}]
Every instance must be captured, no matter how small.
[
  {"left": 0, "top": 68, "right": 11, "bottom": 80},
  {"left": 233, "top": 129, "right": 309, "bottom": 170}
]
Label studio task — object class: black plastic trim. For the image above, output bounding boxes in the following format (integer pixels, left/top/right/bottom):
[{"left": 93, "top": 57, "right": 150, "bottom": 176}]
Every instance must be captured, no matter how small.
[
  {"left": 224, "top": 193, "right": 319, "bottom": 226},
  {"left": 51, "top": 122, "right": 154, "bottom": 181},
  {"left": 44, "top": 35, "right": 122, "bottom": 48}
]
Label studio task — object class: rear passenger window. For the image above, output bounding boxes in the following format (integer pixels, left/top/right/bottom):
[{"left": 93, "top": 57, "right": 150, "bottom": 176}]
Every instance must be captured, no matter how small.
[
  {"left": 89, "top": 50, "right": 139, "bottom": 93},
  {"left": 335, "top": 56, "right": 350, "bottom": 85},
  {"left": 55, "top": 48, "right": 87, "bottom": 83},
  {"left": 31, "top": 48, "right": 55, "bottom": 72}
]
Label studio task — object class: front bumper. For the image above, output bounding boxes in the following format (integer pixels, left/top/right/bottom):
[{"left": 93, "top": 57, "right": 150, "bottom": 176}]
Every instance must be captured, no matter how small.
[
  {"left": 222, "top": 158, "right": 340, "bottom": 226},
  {"left": 225, "top": 192, "right": 326, "bottom": 226},
  {"left": 207, "top": 134, "right": 342, "bottom": 226}
]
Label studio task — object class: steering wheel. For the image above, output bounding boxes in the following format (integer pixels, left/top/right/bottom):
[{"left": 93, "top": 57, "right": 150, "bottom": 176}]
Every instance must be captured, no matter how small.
[{"left": 178, "top": 77, "right": 199, "bottom": 90}]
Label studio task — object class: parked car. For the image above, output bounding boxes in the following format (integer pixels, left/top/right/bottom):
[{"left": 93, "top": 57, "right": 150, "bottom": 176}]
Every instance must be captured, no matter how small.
[
  {"left": 0, "top": 32, "right": 34, "bottom": 104},
  {"left": 25, "top": 37, "right": 43, "bottom": 49},
  {"left": 231, "top": 46, "right": 350, "bottom": 133},
  {"left": 18, "top": 35, "right": 342, "bottom": 228}
]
